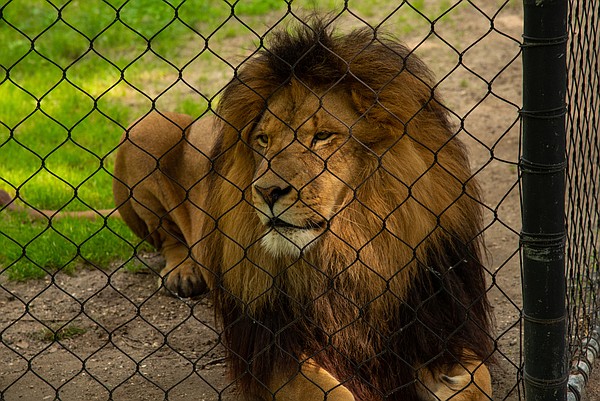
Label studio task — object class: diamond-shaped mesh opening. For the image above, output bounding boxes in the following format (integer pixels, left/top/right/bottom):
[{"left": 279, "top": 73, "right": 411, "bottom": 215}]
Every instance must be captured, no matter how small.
[
  {"left": 0, "top": 1, "right": 598, "bottom": 401},
  {"left": 2, "top": 371, "right": 56, "bottom": 400},
  {"left": 565, "top": 0, "right": 600, "bottom": 399},
  {"left": 84, "top": 345, "right": 138, "bottom": 389}
]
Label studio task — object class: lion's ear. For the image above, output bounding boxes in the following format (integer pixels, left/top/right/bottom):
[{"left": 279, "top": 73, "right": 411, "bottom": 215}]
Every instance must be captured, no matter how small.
[
  {"left": 349, "top": 86, "right": 406, "bottom": 153},
  {"left": 350, "top": 86, "right": 380, "bottom": 121},
  {"left": 349, "top": 73, "right": 450, "bottom": 155},
  {"left": 349, "top": 73, "right": 429, "bottom": 122}
]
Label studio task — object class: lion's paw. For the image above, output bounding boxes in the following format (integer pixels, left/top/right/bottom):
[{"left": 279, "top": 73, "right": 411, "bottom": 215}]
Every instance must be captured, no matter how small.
[{"left": 159, "top": 263, "right": 208, "bottom": 298}]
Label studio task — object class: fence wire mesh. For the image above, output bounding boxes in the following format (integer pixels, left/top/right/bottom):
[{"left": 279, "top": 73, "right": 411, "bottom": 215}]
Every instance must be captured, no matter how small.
[
  {"left": 0, "top": 1, "right": 594, "bottom": 401},
  {"left": 566, "top": 0, "right": 600, "bottom": 399}
]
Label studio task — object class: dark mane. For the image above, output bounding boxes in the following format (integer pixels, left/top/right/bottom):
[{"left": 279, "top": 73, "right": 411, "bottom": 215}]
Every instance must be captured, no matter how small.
[
  {"left": 261, "top": 19, "right": 344, "bottom": 86},
  {"left": 250, "top": 18, "right": 435, "bottom": 95}
]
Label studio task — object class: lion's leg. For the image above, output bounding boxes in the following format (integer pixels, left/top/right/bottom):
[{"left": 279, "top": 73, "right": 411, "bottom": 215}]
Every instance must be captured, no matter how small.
[
  {"left": 417, "top": 353, "right": 491, "bottom": 401},
  {"left": 158, "top": 234, "right": 208, "bottom": 298},
  {"left": 267, "top": 359, "right": 355, "bottom": 401},
  {"left": 121, "top": 198, "right": 209, "bottom": 298},
  {"left": 113, "top": 111, "right": 210, "bottom": 298},
  {"left": 120, "top": 197, "right": 209, "bottom": 298}
]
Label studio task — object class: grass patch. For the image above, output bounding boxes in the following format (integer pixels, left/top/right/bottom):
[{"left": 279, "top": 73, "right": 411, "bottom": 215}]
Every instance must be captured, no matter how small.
[
  {"left": 38, "top": 324, "right": 87, "bottom": 343},
  {"left": 0, "top": 210, "right": 150, "bottom": 281}
]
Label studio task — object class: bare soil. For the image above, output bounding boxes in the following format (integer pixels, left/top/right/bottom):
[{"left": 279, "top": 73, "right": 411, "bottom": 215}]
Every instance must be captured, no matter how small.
[{"left": 1, "top": 3, "right": 597, "bottom": 401}]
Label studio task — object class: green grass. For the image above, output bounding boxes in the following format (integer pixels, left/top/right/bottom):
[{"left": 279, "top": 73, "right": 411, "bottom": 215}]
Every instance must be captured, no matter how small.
[
  {"left": 0, "top": 0, "right": 457, "bottom": 280},
  {"left": 38, "top": 324, "right": 87, "bottom": 342},
  {"left": 0, "top": 211, "right": 150, "bottom": 281}
]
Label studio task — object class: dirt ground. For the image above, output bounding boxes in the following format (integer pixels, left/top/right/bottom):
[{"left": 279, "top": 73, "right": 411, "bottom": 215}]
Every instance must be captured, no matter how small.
[{"left": 1, "top": 3, "right": 598, "bottom": 401}]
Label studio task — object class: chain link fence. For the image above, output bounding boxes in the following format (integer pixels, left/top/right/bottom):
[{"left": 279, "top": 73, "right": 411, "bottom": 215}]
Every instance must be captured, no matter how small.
[
  {"left": 0, "top": 1, "right": 596, "bottom": 400},
  {"left": 566, "top": 0, "right": 600, "bottom": 399}
]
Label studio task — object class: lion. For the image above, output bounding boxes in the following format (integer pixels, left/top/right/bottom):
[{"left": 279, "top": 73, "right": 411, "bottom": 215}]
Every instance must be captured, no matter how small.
[{"left": 112, "top": 20, "right": 493, "bottom": 401}]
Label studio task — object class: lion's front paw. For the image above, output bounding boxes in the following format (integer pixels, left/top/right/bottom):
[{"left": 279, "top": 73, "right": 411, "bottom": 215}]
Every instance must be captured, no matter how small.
[
  {"left": 159, "top": 262, "right": 208, "bottom": 298},
  {"left": 417, "top": 354, "right": 491, "bottom": 401}
]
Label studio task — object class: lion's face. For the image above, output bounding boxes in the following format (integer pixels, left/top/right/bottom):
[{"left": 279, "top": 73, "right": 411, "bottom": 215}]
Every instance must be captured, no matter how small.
[{"left": 248, "top": 83, "right": 368, "bottom": 257}]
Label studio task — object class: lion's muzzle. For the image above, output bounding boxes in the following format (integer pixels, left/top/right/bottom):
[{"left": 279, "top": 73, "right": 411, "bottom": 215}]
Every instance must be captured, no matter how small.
[{"left": 252, "top": 181, "right": 327, "bottom": 257}]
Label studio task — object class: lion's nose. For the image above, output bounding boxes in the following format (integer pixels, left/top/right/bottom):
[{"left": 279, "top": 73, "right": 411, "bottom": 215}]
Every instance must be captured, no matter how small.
[{"left": 255, "top": 185, "right": 292, "bottom": 209}]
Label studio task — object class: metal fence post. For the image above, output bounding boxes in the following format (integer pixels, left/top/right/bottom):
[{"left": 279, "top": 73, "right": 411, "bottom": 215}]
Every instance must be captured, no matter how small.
[{"left": 521, "top": 1, "right": 568, "bottom": 401}]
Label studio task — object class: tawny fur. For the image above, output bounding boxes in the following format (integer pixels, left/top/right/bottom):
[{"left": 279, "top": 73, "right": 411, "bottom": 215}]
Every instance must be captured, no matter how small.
[{"left": 111, "top": 20, "right": 493, "bottom": 401}]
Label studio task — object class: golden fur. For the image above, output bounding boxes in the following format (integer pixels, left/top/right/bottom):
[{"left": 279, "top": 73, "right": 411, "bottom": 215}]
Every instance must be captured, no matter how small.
[{"left": 113, "top": 20, "right": 493, "bottom": 401}]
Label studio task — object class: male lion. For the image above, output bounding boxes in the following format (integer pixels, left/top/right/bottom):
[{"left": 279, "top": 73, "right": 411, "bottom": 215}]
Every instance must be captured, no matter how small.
[{"left": 113, "top": 20, "right": 493, "bottom": 401}]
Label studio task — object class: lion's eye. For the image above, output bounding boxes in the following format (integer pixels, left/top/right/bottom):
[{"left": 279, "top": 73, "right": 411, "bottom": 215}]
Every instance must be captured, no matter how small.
[
  {"left": 256, "top": 134, "right": 269, "bottom": 148},
  {"left": 312, "top": 131, "right": 333, "bottom": 146}
]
